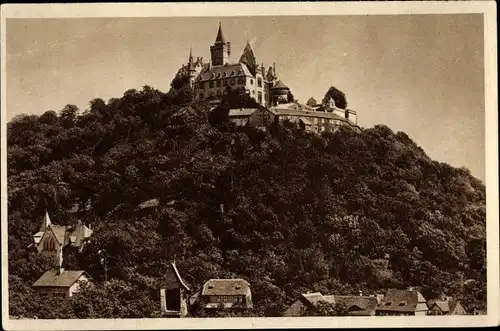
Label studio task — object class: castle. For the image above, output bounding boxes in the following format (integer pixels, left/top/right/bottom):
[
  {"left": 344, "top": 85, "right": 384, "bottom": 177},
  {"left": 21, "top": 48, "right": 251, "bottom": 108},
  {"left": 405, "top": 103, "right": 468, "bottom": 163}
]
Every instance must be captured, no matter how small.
[
  {"left": 174, "top": 22, "right": 291, "bottom": 107},
  {"left": 175, "top": 23, "right": 360, "bottom": 133}
]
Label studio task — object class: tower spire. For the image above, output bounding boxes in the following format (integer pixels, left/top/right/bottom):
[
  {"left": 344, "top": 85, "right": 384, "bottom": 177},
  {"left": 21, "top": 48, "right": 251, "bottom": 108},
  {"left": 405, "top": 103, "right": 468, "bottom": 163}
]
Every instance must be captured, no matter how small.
[
  {"left": 189, "top": 46, "right": 193, "bottom": 64},
  {"left": 215, "top": 21, "right": 226, "bottom": 44}
]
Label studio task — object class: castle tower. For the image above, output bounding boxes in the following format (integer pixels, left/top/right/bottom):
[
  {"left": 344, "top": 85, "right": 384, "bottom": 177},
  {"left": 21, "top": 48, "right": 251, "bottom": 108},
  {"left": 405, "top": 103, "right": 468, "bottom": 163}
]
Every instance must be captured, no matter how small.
[{"left": 210, "top": 22, "right": 231, "bottom": 66}]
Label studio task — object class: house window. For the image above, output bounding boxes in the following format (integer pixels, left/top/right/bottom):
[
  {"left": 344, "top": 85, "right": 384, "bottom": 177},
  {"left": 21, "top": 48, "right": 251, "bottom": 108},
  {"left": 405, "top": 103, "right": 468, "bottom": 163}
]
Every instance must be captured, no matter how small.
[
  {"left": 209, "top": 81, "right": 214, "bottom": 88},
  {"left": 250, "top": 79, "right": 254, "bottom": 85},
  {"left": 258, "top": 78, "right": 262, "bottom": 87},
  {"left": 216, "top": 80, "right": 221, "bottom": 87},
  {"left": 43, "top": 237, "right": 56, "bottom": 251},
  {"left": 258, "top": 91, "right": 262, "bottom": 104}
]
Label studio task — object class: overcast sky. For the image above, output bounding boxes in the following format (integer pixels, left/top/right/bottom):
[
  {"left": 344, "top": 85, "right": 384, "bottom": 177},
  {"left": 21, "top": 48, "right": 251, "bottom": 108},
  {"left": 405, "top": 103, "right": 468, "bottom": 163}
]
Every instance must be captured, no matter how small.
[{"left": 6, "top": 14, "right": 485, "bottom": 181}]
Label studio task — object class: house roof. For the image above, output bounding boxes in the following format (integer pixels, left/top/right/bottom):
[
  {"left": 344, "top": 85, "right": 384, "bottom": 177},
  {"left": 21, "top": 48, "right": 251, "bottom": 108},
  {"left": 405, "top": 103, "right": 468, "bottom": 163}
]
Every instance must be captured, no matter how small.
[
  {"left": 228, "top": 108, "right": 259, "bottom": 117},
  {"left": 172, "top": 262, "right": 191, "bottom": 292},
  {"left": 376, "top": 289, "right": 428, "bottom": 312},
  {"left": 202, "top": 279, "right": 251, "bottom": 296},
  {"left": 49, "top": 225, "right": 68, "bottom": 245},
  {"left": 32, "top": 269, "right": 88, "bottom": 288},
  {"left": 198, "top": 63, "right": 253, "bottom": 82},
  {"left": 430, "top": 300, "right": 461, "bottom": 314},
  {"left": 136, "top": 198, "right": 160, "bottom": 210},
  {"left": 301, "top": 292, "right": 331, "bottom": 307},
  {"left": 332, "top": 296, "right": 378, "bottom": 316}
]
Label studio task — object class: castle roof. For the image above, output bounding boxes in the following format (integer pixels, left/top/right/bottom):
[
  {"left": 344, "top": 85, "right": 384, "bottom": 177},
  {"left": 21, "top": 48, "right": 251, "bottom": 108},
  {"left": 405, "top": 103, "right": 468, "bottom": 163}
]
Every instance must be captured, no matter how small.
[
  {"left": 271, "top": 80, "right": 289, "bottom": 90},
  {"left": 198, "top": 63, "right": 253, "bottom": 81},
  {"left": 215, "top": 22, "right": 226, "bottom": 44},
  {"left": 239, "top": 42, "right": 257, "bottom": 76}
]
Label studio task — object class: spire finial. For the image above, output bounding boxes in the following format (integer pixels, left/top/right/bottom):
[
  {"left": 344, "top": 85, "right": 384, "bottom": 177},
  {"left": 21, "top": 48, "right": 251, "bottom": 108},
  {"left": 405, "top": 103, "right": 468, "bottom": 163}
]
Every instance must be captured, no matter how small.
[{"left": 189, "top": 46, "right": 193, "bottom": 63}]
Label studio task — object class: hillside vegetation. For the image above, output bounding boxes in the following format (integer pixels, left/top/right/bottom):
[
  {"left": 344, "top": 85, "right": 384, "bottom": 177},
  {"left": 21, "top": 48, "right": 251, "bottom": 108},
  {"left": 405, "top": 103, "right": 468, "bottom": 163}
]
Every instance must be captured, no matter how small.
[{"left": 7, "top": 84, "right": 486, "bottom": 318}]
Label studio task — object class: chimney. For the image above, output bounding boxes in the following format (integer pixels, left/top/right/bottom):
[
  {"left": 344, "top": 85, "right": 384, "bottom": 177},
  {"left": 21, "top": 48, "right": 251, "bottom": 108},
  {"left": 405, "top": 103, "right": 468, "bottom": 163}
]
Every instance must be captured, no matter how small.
[
  {"left": 88, "top": 223, "right": 91, "bottom": 230},
  {"left": 359, "top": 290, "right": 363, "bottom": 297},
  {"left": 220, "top": 204, "right": 224, "bottom": 214},
  {"left": 58, "top": 267, "right": 65, "bottom": 275},
  {"left": 376, "top": 294, "right": 384, "bottom": 304}
]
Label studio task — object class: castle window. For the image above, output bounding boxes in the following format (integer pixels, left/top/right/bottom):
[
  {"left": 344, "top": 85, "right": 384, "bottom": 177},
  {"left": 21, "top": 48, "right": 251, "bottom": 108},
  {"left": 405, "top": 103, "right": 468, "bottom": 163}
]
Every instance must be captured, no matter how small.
[
  {"left": 223, "top": 79, "right": 228, "bottom": 86},
  {"left": 209, "top": 81, "right": 214, "bottom": 88},
  {"left": 258, "top": 78, "right": 262, "bottom": 87},
  {"left": 258, "top": 91, "right": 262, "bottom": 104},
  {"left": 237, "top": 77, "right": 244, "bottom": 84},
  {"left": 216, "top": 80, "right": 221, "bottom": 87},
  {"left": 230, "top": 79, "right": 235, "bottom": 85},
  {"left": 199, "top": 93, "right": 204, "bottom": 100},
  {"left": 199, "top": 82, "right": 204, "bottom": 89},
  {"left": 217, "top": 90, "right": 222, "bottom": 97},
  {"left": 250, "top": 79, "right": 254, "bottom": 85}
]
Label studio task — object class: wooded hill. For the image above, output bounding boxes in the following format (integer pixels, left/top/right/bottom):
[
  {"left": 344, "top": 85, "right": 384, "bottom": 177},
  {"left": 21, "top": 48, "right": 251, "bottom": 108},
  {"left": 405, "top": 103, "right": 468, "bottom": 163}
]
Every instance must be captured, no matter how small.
[{"left": 7, "top": 82, "right": 486, "bottom": 318}]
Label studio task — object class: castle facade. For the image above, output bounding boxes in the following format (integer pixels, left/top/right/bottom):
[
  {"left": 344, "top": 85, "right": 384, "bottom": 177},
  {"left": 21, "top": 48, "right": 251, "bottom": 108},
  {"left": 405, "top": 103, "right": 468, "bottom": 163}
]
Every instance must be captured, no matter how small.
[{"left": 175, "top": 23, "right": 291, "bottom": 107}]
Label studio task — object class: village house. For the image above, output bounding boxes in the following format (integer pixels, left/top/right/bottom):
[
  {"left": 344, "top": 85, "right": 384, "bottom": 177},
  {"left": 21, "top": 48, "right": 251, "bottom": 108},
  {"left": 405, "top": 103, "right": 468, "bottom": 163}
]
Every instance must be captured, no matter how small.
[
  {"left": 283, "top": 291, "right": 380, "bottom": 317},
  {"left": 159, "top": 262, "right": 192, "bottom": 318},
  {"left": 191, "top": 278, "right": 253, "bottom": 311},
  {"left": 32, "top": 267, "right": 92, "bottom": 298},
  {"left": 375, "top": 288, "right": 429, "bottom": 316},
  {"left": 427, "top": 295, "right": 467, "bottom": 315},
  {"left": 28, "top": 212, "right": 93, "bottom": 268}
]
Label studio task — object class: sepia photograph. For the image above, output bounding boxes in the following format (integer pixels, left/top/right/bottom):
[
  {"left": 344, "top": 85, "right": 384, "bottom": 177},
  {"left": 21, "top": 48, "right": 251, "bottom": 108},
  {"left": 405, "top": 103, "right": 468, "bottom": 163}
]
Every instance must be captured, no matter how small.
[{"left": 1, "top": 2, "right": 498, "bottom": 330}]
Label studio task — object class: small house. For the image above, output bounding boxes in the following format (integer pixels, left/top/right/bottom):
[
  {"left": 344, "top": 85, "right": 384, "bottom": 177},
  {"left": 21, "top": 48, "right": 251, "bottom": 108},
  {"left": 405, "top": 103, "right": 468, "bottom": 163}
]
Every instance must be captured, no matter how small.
[
  {"left": 28, "top": 212, "right": 93, "bottom": 268},
  {"left": 428, "top": 297, "right": 467, "bottom": 315},
  {"left": 159, "top": 262, "right": 191, "bottom": 317},
  {"left": 375, "top": 288, "right": 429, "bottom": 316},
  {"left": 198, "top": 278, "right": 253, "bottom": 310},
  {"left": 32, "top": 268, "right": 92, "bottom": 298}
]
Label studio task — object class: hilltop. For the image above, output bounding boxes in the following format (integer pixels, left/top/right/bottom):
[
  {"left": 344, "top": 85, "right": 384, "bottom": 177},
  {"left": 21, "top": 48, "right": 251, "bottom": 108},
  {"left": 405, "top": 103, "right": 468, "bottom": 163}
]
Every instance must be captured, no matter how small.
[{"left": 7, "top": 84, "right": 486, "bottom": 318}]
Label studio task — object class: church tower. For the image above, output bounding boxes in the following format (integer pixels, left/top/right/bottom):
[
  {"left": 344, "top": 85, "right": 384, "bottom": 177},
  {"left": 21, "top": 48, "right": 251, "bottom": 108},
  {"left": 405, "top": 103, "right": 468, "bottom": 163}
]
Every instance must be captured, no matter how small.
[{"left": 210, "top": 22, "right": 231, "bottom": 66}]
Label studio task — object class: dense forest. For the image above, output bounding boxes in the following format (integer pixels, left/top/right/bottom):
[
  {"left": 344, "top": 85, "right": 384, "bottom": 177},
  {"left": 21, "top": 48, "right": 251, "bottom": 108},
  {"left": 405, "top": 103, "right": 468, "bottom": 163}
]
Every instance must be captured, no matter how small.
[{"left": 7, "top": 79, "right": 486, "bottom": 318}]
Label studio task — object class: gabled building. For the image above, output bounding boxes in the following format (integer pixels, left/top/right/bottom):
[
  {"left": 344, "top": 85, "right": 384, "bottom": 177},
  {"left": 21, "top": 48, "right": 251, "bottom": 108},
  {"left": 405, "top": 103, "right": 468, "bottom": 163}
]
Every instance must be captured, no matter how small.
[
  {"left": 159, "top": 262, "right": 192, "bottom": 317},
  {"left": 32, "top": 267, "right": 92, "bottom": 298},
  {"left": 283, "top": 292, "right": 378, "bottom": 317},
  {"left": 375, "top": 288, "right": 429, "bottom": 316},
  {"left": 28, "top": 212, "right": 93, "bottom": 268},
  {"left": 195, "top": 278, "right": 253, "bottom": 310},
  {"left": 427, "top": 296, "right": 467, "bottom": 315}
]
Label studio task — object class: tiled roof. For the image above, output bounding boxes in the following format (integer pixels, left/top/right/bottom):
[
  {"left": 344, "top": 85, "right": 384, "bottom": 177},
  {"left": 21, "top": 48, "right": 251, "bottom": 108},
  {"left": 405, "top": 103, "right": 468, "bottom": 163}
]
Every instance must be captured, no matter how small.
[
  {"left": 270, "top": 106, "right": 354, "bottom": 123},
  {"left": 301, "top": 292, "right": 331, "bottom": 306},
  {"left": 228, "top": 108, "right": 259, "bottom": 117},
  {"left": 202, "top": 279, "right": 251, "bottom": 296},
  {"left": 32, "top": 269, "right": 87, "bottom": 288},
  {"left": 198, "top": 63, "right": 252, "bottom": 81},
  {"left": 136, "top": 198, "right": 160, "bottom": 210},
  {"left": 376, "top": 289, "right": 428, "bottom": 312}
]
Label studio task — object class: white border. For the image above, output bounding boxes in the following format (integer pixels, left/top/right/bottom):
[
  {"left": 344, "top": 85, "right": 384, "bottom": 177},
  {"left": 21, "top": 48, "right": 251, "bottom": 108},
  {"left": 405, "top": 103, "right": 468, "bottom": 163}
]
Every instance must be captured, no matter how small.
[{"left": 1, "top": 2, "right": 498, "bottom": 330}]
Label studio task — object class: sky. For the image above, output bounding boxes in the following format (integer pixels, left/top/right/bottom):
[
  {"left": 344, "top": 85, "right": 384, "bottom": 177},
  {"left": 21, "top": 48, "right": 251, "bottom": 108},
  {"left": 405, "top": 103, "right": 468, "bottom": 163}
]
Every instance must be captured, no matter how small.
[{"left": 5, "top": 15, "right": 485, "bottom": 181}]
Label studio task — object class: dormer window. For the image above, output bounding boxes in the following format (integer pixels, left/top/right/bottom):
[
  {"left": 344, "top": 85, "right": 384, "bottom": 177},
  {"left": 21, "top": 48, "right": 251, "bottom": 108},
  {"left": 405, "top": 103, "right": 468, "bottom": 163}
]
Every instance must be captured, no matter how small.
[
  {"left": 398, "top": 302, "right": 406, "bottom": 307},
  {"left": 208, "top": 286, "right": 214, "bottom": 289},
  {"left": 385, "top": 302, "right": 392, "bottom": 306},
  {"left": 235, "top": 286, "right": 241, "bottom": 290}
]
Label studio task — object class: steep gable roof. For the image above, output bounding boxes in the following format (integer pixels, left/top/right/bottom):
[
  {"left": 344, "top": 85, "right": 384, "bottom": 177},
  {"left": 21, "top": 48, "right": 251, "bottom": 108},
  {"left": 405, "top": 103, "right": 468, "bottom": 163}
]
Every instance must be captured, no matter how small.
[
  {"left": 32, "top": 270, "right": 88, "bottom": 288},
  {"left": 162, "top": 262, "right": 191, "bottom": 292}
]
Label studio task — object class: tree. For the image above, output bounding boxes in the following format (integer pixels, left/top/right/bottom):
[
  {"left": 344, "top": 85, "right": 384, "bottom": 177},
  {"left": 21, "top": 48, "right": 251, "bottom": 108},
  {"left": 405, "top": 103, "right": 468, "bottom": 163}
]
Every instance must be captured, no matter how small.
[{"left": 322, "top": 86, "right": 347, "bottom": 109}]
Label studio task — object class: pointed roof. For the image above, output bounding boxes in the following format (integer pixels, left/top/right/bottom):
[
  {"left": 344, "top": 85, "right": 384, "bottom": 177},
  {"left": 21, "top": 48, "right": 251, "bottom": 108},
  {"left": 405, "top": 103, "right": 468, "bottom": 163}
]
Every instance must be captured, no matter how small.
[
  {"left": 271, "top": 80, "right": 289, "bottom": 90},
  {"left": 215, "top": 22, "right": 226, "bottom": 44},
  {"left": 39, "top": 211, "right": 52, "bottom": 233},
  {"left": 239, "top": 41, "right": 257, "bottom": 76}
]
